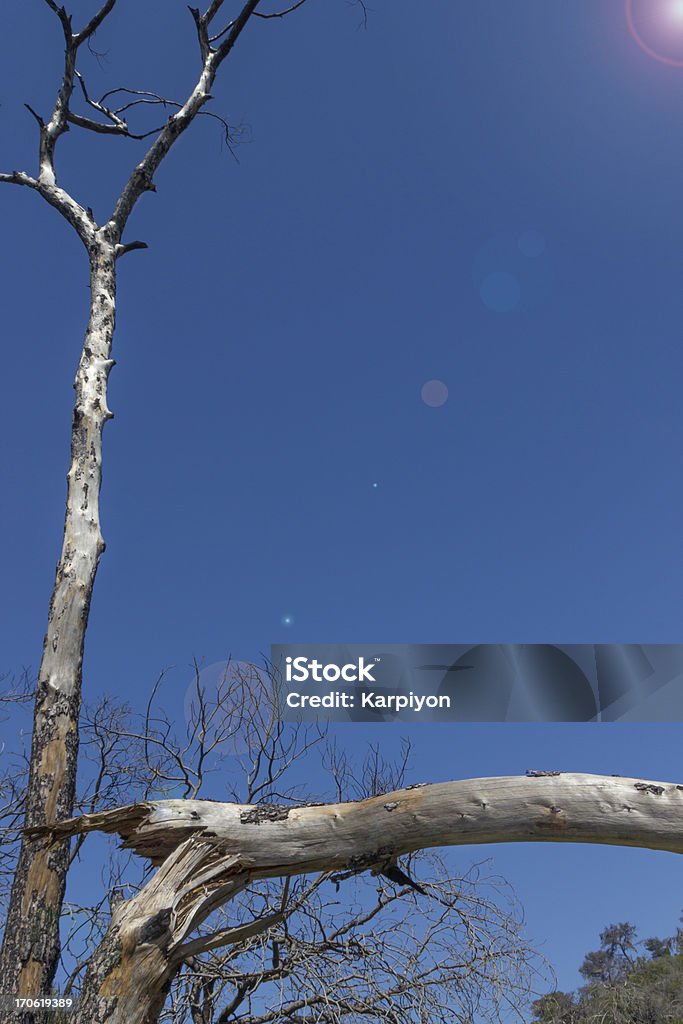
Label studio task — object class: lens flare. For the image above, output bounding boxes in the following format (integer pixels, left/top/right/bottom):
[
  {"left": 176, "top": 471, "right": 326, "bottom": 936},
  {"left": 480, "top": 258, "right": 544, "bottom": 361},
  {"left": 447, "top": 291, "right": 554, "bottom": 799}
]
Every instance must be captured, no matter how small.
[
  {"left": 420, "top": 379, "right": 449, "bottom": 408},
  {"left": 626, "top": 0, "right": 683, "bottom": 66}
]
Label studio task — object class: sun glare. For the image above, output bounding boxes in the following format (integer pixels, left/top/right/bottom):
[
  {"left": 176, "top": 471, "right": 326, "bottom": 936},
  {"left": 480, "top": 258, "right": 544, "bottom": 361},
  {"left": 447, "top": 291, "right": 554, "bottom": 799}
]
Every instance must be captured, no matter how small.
[{"left": 626, "top": 0, "right": 683, "bottom": 66}]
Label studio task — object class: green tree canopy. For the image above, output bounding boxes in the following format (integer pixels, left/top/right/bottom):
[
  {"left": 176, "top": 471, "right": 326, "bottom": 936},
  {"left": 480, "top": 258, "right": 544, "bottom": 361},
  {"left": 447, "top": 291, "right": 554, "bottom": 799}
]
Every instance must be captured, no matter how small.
[{"left": 532, "top": 915, "right": 683, "bottom": 1024}]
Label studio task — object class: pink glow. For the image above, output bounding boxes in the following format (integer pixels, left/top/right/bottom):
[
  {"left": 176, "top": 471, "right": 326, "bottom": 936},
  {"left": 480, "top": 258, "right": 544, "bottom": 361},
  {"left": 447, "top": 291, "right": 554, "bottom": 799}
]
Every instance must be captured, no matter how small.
[{"left": 625, "top": 0, "right": 683, "bottom": 66}]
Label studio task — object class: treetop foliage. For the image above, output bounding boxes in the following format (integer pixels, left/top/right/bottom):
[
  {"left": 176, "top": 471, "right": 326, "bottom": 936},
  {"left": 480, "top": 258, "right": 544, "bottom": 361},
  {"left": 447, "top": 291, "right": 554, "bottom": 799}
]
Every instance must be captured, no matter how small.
[{"left": 532, "top": 915, "right": 683, "bottom": 1024}]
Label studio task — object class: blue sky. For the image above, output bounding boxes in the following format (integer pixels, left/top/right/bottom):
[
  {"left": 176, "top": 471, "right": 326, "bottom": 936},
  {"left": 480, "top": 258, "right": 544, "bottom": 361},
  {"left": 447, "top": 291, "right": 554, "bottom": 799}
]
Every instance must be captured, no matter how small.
[{"left": 1, "top": 0, "right": 682, "bottom": 999}]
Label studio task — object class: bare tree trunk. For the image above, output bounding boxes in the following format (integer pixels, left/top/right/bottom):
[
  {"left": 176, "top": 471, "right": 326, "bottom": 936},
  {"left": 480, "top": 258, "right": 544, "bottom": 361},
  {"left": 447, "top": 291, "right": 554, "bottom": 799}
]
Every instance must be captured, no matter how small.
[
  {"left": 74, "top": 932, "right": 173, "bottom": 1024},
  {"left": 0, "top": 4, "right": 263, "bottom": 1009},
  {"left": 0, "top": 238, "right": 117, "bottom": 1016}
]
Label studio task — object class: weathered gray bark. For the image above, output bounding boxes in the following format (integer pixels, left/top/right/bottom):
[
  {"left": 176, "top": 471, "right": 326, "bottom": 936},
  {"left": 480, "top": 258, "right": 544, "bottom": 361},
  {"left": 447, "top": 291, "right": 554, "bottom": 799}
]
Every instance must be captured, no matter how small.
[
  {"left": 0, "top": 238, "right": 116, "bottom": 1015},
  {"left": 34, "top": 772, "right": 681, "bottom": 1024}
]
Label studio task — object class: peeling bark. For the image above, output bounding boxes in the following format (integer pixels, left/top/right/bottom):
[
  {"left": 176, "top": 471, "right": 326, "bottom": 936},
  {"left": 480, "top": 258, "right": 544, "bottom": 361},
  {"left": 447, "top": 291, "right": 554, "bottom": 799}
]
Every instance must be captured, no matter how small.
[{"left": 0, "top": 238, "right": 117, "bottom": 1016}]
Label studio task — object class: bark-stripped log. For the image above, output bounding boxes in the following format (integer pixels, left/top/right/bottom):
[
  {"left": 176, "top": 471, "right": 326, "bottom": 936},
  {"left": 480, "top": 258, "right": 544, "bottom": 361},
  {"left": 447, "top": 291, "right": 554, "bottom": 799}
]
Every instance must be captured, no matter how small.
[
  {"left": 34, "top": 772, "right": 682, "bottom": 1024},
  {"left": 37, "top": 772, "right": 683, "bottom": 868}
]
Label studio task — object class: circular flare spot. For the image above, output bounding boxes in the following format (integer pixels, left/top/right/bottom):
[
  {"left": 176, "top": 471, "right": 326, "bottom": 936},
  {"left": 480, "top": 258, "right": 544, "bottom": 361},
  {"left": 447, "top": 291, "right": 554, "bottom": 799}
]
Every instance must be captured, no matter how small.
[{"left": 421, "top": 379, "right": 449, "bottom": 407}]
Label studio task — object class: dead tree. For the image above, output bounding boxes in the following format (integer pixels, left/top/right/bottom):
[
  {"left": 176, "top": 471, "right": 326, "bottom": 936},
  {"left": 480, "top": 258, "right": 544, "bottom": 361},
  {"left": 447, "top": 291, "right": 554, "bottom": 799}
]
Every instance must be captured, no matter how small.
[
  {"left": 4, "top": 661, "right": 679, "bottom": 1024},
  {"left": 29, "top": 768, "right": 683, "bottom": 1024},
  {"left": 1, "top": 5, "right": 681, "bottom": 1024},
  {"left": 0, "top": 0, "right": 322, "bottom": 1007},
  {"left": 1, "top": 665, "right": 546, "bottom": 1024}
]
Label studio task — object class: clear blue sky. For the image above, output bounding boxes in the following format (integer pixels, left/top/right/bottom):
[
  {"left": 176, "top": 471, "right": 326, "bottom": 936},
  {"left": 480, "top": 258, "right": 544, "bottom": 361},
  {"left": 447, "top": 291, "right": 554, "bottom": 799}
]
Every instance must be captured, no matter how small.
[{"left": 1, "top": 0, "right": 681, "bottom": 998}]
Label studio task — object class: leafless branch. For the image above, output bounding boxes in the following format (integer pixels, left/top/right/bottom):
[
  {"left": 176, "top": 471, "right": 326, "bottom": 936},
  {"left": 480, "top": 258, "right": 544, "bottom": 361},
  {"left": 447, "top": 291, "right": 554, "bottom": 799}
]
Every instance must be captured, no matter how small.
[
  {"left": 350, "top": 0, "right": 369, "bottom": 30},
  {"left": 189, "top": 7, "right": 212, "bottom": 61},
  {"left": 160, "top": 858, "right": 546, "bottom": 1024},
  {"left": 115, "top": 240, "right": 149, "bottom": 258},
  {"left": 0, "top": 171, "right": 40, "bottom": 188},
  {"left": 74, "top": 0, "right": 118, "bottom": 47},
  {"left": 0, "top": 673, "right": 33, "bottom": 924},
  {"left": 254, "top": 1, "right": 310, "bottom": 20},
  {"left": 1, "top": 664, "right": 546, "bottom": 1022}
]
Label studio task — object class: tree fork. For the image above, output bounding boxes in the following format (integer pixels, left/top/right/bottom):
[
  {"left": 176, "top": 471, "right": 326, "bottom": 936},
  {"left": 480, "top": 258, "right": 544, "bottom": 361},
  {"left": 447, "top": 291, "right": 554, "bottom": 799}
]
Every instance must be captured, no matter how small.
[
  {"left": 0, "top": 237, "right": 117, "bottom": 1018},
  {"left": 72, "top": 843, "right": 253, "bottom": 1024}
]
